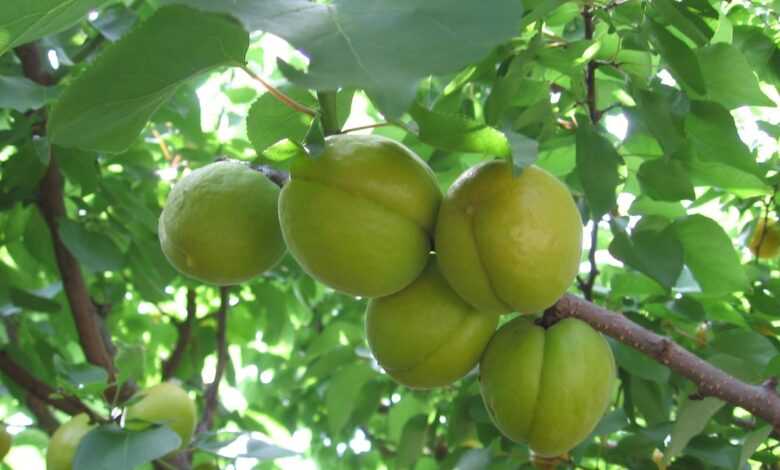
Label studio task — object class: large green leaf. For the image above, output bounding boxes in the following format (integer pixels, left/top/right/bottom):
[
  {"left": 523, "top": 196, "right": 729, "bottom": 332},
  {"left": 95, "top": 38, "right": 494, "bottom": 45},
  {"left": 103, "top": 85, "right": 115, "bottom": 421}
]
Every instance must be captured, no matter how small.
[
  {"left": 73, "top": 425, "right": 181, "bottom": 470},
  {"left": 637, "top": 158, "right": 695, "bottom": 202},
  {"left": 0, "top": 76, "right": 58, "bottom": 112},
  {"left": 576, "top": 121, "right": 621, "bottom": 218},
  {"left": 0, "top": 0, "right": 111, "bottom": 55},
  {"left": 664, "top": 397, "right": 725, "bottom": 464},
  {"left": 697, "top": 43, "right": 773, "bottom": 109},
  {"left": 608, "top": 219, "right": 683, "bottom": 289},
  {"left": 48, "top": 5, "right": 249, "bottom": 153},
  {"left": 246, "top": 88, "right": 315, "bottom": 153},
  {"left": 58, "top": 219, "right": 124, "bottom": 272},
  {"left": 646, "top": 18, "right": 706, "bottom": 95},
  {"left": 168, "top": 0, "right": 524, "bottom": 118},
  {"left": 674, "top": 215, "right": 748, "bottom": 296},
  {"left": 685, "top": 101, "right": 761, "bottom": 176},
  {"left": 325, "top": 363, "right": 375, "bottom": 436}
]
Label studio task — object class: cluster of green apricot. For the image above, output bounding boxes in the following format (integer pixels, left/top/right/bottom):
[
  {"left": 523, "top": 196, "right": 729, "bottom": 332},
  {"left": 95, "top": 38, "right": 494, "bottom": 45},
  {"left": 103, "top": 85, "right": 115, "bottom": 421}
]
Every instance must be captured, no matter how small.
[
  {"left": 46, "top": 382, "right": 196, "bottom": 470},
  {"left": 158, "top": 134, "right": 616, "bottom": 457}
]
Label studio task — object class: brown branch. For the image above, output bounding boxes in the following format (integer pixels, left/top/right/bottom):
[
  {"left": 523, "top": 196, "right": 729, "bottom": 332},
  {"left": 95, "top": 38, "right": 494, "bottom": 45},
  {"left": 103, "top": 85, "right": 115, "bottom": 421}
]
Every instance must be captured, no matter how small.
[
  {"left": 252, "top": 165, "right": 290, "bottom": 188},
  {"left": 549, "top": 294, "right": 780, "bottom": 432},
  {"left": 0, "top": 351, "right": 101, "bottom": 421},
  {"left": 197, "top": 286, "right": 231, "bottom": 434},
  {"left": 162, "top": 288, "right": 197, "bottom": 381},
  {"left": 579, "top": 218, "right": 601, "bottom": 301},
  {"left": 582, "top": 6, "right": 600, "bottom": 124},
  {"left": 25, "top": 394, "right": 60, "bottom": 435},
  {"left": 16, "top": 42, "right": 135, "bottom": 405}
]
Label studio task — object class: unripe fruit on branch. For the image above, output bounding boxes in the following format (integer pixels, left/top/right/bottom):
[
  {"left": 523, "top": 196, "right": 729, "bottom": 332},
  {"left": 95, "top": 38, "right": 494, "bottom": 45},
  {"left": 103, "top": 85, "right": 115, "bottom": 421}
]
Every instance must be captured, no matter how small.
[
  {"left": 436, "top": 162, "right": 582, "bottom": 314},
  {"left": 480, "top": 317, "right": 615, "bottom": 457},
  {"left": 125, "top": 382, "right": 197, "bottom": 449},
  {"left": 159, "top": 160, "right": 286, "bottom": 285},
  {"left": 46, "top": 414, "right": 94, "bottom": 470},
  {"left": 748, "top": 218, "right": 780, "bottom": 259},
  {"left": 280, "top": 134, "right": 442, "bottom": 297},
  {"left": 366, "top": 258, "right": 498, "bottom": 389}
]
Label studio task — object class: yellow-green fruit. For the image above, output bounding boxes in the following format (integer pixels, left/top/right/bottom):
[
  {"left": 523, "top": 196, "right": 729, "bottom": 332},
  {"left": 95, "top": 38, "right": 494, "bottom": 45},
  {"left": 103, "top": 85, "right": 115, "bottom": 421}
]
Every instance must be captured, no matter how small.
[
  {"left": 159, "top": 161, "right": 286, "bottom": 285},
  {"left": 46, "top": 413, "right": 94, "bottom": 470},
  {"left": 748, "top": 218, "right": 780, "bottom": 259},
  {"left": 366, "top": 259, "right": 498, "bottom": 389},
  {"left": 279, "top": 134, "right": 442, "bottom": 297},
  {"left": 0, "top": 426, "right": 11, "bottom": 460},
  {"left": 480, "top": 317, "right": 615, "bottom": 457},
  {"left": 435, "top": 162, "right": 582, "bottom": 314},
  {"left": 126, "top": 382, "right": 197, "bottom": 449}
]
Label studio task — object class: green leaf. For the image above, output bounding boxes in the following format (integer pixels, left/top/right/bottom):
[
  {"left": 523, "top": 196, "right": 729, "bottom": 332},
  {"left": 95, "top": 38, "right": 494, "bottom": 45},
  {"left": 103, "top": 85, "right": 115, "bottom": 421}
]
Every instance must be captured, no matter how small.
[
  {"left": 633, "top": 88, "right": 686, "bottom": 155},
  {"left": 697, "top": 43, "right": 773, "bottom": 109},
  {"left": 325, "top": 363, "right": 375, "bottom": 436},
  {"left": 397, "top": 415, "right": 428, "bottom": 469},
  {"left": 611, "top": 340, "right": 671, "bottom": 383},
  {"left": 738, "top": 425, "right": 772, "bottom": 469},
  {"left": 685, "top": 101, "right": 761, "bottom": 177},
  {"left": 73, "top": 424, "right": 181, "bottom": 470},
  {"left": 410, "top": 103, "right": 510, "bottom": 157},
  {"left": 709, "top": 330, "right": 777, "bottom": 372},
  {"left": 246, "top": 89, "right": 315, "bottom": 153},
  {"left": 637, "top": 158, "right": 695, "bottom": 202},
  {"left": 9, "top": 287, "right": 60, "bottom": 313},
  {"left": 0, "top": 76, "right": 58, "bottom": 112},
  {"left": 576, "top": 121, "right": 621, "bottom": 218},
  {"left": 608, "top": 220, "right": 683, "bottom": 289},
  {"left": 58, "top": 219, "right": 124, "bottom": 272},
  {"left": 646, "top": 18, "right": 706, "bottom": 94},
  {"left": 48, "top": 5, "right": 249, "bottom": 153},
  {"left": 673, "top": 215, "right": 748, "bottom": 296},
  {"left": 0, "top": 0, "right": 111, "bottom": 55},
  {"left": 664, "top": 397, "right": 725, "bottom": 464},
  {"left": 651, "top": 0, "right": 711, "bottom": 46},
  {"left": 170, "top": 0, "right": 524, "bottom": 118}
]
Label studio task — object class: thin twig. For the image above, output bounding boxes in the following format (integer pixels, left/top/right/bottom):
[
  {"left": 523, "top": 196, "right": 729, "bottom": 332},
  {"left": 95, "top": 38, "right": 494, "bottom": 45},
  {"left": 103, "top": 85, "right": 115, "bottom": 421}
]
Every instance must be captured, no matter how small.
[
  {"left": 151, "top": 128, "right": 174, "bottom": 162},
  {"left": 239, "top": 65, "right": 317, "bottom": 117},
  {"left": 162, "top": 288, "right": 197, "bottom": 381},
  {"left": 197, "top": 286, "right": 231, "bottom": 434},
  {"left": 580, "top": 218, "right": 601, "bottom": 301},
  {"left": 340, "top": 122, "right": 393, "bottom": 134}
]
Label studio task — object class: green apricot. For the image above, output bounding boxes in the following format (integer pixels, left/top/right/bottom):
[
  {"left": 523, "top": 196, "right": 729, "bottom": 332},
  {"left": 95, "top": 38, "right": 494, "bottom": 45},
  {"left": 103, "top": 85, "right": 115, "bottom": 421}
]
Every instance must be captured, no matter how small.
[
  {"left": 436, "top": 161, "right": 582, "bottom": 314},
  {"left": 46, "top": 414, "right": 94, "bottom": 470},
  {"left": 366, "top": 259, "right": 498, "bottom": 389},
  {"left": 279, "top": 134, "right": 442, "bottom": 297},
  {"left": 480, "top": 317, "right": 615, "bottom": 457},
  {"left": 125, "top": 382, "right": 197, "bottom": 449},
  {"left": 159, "top": 160, "right": 286, "bottom": 286}
]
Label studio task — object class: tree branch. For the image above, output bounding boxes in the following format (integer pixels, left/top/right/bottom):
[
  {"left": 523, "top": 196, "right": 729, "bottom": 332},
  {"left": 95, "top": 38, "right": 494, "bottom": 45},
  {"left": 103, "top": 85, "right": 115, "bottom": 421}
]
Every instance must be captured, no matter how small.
[
  {"left": 582, "top": 6, "right": 600, "bottom": 124},
  {"left": 25, "top": 394, "right": 61, "bottom": 436},
  {"left": 16, "top": 41, "right": 135, "bottom": 404},
  {"left": 548, "top": 294, "right": 780, "bottom": 431},
  {"left": 162, "top": 288, "right": 197, "bottom": 381},
  {"left": 197, "top": 286, "right": 231, "bottom": 434},
  {"left": 0, "top": 351, "right": 101, "bottom": 421}
]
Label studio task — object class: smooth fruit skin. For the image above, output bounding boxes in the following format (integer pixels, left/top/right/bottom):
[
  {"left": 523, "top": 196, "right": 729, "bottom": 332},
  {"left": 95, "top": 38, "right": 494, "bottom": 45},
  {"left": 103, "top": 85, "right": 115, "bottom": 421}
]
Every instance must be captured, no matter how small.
[
  {"left": 748, "top": 218, "right": 780, "bottom": 259},
  {"left": 46, "top": 413, "right": 94, "bottom": 470},
  {"left": 125, "top": 382, "right": 197, "bottom": 449},
  {"left": 0, "top": 426, "right": 11, "bottom": 460},
  {"left": 279, "top": 134, "right": 442, "bottom": 297},
  {"left": 436, "top": 161, "right": 582, "bottom": 314},
  {"left": 159, "top": 161, "right": 286, "bottom": 286},
  {"left": 480, "top": 317, "right": 615, "bottom": 457},
  {"left": 366, "top": 259, "right": 498, "bottom": 389}
]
